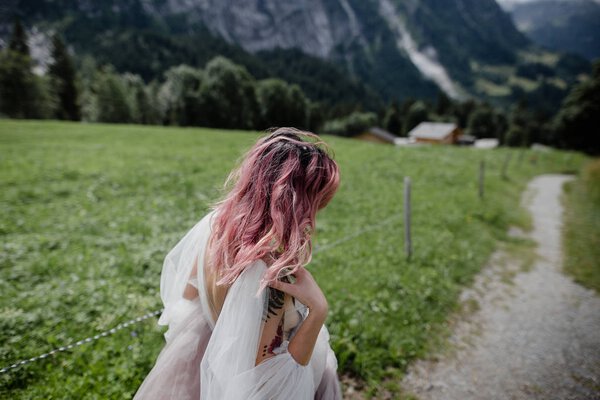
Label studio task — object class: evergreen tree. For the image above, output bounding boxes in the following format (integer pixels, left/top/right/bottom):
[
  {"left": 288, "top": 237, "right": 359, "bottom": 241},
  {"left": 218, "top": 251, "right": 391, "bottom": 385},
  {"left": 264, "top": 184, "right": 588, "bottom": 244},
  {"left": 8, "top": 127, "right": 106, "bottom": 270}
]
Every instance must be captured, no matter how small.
[
  {"left": 0, "top": 20, "right": 52, "bottom": 118},
  {"left": 454, "top": 99, "right": 477, "bottom": 128},
  {"left": 256, "top": 78, "right": 292, "bottom": 129},
  {"left": 322, "top": 112, "right": 377, "bottom": 137},
  {"left": 552, "top": 61, "right": 600, "bottom": 155},
  {"left": 199, "top": 57, "right": 259, "bottom": 129},
  {"left": 506, "top": 100, "right": 534, "bottom": 147},
  {"left": 256, "top": 79, "right": 309, "bottom": 129},
  {"left": 504, "top": 125, "right": 527, "bottom": 147},
  {"left": 435, "top": 91, "right": 453, "bottom": 116},
  {"left": 48, "top": 34, "right": 80, "bottom": 120},
  {"left": 143, "top": 80, "right": 163, "bottom": 125},
  {"left": 383, "top": 101, "right": 402, "bottom": 136},
  {"left": 158, "top": 65, "right": 203, "bottom": 126},
  {"left": 467, "top": 105, "right": 497, "bottom": 139},
  {"left": 308, "top": 101, "right": 325, "bottom": 132},
  {"left": 287, "top": 84, "right": 309, "bottom": 129},
  {"left": 94, "top": 67, "right": 133, "bottom": 123},
  {"left": 399, "top": 98, "right": 416, "bottom": 116},
  {"left": 79, "top": 56, "right": 99, "bottom": 122},
  {"left": 0, "top": 51, "right": 34, "bottom": 118},
  {"left": 495, "top": 112, "right": 509, "bottom": 145},
  {"left": 122, "top": 73, "right": 144, "bottom": 124},
  {"left": 403, "top": 101, "right": 429, "bottom": 135},
  {"left": 9, "top": 19, "right": 29, "bottom": 57}
]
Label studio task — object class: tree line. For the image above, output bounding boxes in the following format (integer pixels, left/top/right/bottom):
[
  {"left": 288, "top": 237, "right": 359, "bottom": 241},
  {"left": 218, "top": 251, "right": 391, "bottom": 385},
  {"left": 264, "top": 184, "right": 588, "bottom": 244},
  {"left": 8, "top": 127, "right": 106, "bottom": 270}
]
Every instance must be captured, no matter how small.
[
  {"left": 1, "top": 20, "right": 598, "bottom": 155},
  {"left": 0, "top": 20, "right": 317, "bottom": 131},
  {"left": 321, "top": 70, "right": 599, "bottom": 154}
]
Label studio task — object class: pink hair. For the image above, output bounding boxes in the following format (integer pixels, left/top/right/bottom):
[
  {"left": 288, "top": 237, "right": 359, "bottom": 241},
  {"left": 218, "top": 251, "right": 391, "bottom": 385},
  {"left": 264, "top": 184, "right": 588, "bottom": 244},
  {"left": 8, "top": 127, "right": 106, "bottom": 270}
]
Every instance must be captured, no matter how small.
[{"left": 205, "top": 127, "right": 340, "bottom": 292}]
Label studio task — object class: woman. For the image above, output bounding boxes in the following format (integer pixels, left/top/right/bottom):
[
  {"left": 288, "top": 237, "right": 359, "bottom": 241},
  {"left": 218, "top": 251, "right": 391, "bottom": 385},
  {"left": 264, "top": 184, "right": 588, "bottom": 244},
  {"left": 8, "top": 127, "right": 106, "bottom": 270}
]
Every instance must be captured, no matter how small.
[{"left": 133, "top": 128, "right": 342, "bottom": 399}]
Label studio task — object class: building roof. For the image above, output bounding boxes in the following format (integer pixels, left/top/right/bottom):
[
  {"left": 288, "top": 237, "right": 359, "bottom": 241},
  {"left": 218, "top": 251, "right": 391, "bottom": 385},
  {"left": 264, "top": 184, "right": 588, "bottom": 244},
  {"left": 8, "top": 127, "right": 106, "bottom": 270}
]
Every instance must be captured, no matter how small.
[
  {"left": 474, "top": 138, "right": 499, "bottom": 149},
  {"left": 408, "top": 122, "right": 458, "bottom": 140},
  {"left": 364, "top": 126, "right": 397, "bottom": 143}
]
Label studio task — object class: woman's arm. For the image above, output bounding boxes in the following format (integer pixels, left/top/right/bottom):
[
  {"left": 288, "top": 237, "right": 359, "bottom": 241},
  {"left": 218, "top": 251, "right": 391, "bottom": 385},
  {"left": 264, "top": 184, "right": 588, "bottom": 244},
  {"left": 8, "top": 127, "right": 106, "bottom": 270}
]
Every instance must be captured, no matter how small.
[
  {"left": 287, "top": 305, "right": 327, "bottom": 366},
  {"left": 268, "top": 267, "right": 329, "bottom": 366}
]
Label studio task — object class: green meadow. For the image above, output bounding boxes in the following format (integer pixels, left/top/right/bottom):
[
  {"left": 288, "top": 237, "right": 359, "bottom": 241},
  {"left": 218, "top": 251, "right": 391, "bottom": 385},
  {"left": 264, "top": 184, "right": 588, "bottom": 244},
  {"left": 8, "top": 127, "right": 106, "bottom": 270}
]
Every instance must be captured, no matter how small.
[
  {"left": 0, "top": 120, "right": 589, "bottom": 398},
  {"left": 562, "top": 159, "right": 600, "bottom": 294}
]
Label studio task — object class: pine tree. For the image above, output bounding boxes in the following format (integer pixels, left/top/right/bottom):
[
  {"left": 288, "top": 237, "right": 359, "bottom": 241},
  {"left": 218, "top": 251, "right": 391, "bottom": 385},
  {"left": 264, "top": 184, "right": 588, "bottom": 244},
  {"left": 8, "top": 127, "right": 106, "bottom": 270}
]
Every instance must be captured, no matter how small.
[
  {"left": 403, "top": 101, "right": 429, "bottom": 135},
  {"left": 287, "top": 84, "right": 309, "bottom": 129},
  {"left": 467, "top": 106, "right": 497, "bottom": 139},
  {"left": 48, "top": 34, "right": 80, "bottom": 120},
  {"left": 95, "top": 67, "right": 133, "bottom": 123},
  {"left": 9, "top": 19, "right": 29, "bottom": 57},
  {"left": 0, "top": 19, "right": 50, "bottom": 118},
  {"left": 552, "top": 61, "right": 600, "bottom": 154},
  {"left": 199, "top": 57, "right": 259, "bottom": 129},
  {"left": 505, "top": 100, "right": 533, "bottom": 147},
  {"left": 435, "top": 91, "right": 453, "bottom": 116},
  {"left": 383, "top": 101, "right": 402, "bottom": 136},
  {"left": 256, "top": 79, "right": 309, "bottom": 129}
]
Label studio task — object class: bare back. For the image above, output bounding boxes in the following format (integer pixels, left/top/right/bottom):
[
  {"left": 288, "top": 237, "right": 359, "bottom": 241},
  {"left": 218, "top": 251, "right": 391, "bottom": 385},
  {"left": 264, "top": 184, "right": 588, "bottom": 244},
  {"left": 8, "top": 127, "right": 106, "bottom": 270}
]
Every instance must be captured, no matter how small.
[{"left": 183, "top": 250, "right": 299, "bottom": 366}]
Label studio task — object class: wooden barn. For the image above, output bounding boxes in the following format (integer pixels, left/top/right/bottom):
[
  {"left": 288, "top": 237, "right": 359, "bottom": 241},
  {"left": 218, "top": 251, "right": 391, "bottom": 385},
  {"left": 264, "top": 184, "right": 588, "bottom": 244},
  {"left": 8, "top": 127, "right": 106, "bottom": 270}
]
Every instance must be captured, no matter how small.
[
  {"left": 407, "top": 122, "right": 461, "bottom": 144},
  {"left": 355, "top": 127, "right": 397, "bottom": 145}
]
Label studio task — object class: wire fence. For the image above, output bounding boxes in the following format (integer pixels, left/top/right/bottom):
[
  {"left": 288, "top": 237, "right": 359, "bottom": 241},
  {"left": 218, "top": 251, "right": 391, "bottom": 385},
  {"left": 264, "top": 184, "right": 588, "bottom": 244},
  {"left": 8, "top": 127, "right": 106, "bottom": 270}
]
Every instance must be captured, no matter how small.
[
  {"left": 1, "top": 212, "right": 403, "bottom": 374},
  {"left": 0, "top": 310, "right": 162, "bottom": 374}
]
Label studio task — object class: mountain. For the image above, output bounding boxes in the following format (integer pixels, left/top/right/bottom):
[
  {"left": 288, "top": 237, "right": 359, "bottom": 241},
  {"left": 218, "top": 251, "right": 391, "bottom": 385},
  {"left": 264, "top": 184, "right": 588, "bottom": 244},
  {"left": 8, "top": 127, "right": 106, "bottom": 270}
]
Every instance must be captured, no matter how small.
[
  {"left": 503, "top": 0, "right": 600, "bottom": 61},
  {"left": 135, "top": 0, "right": 531, "bottom": 100},
  {"left": 0, "top": 0, "right": 590, "bottom": 111},
  {"left": 0, "top": 1, "right": 385, "bottom": 110},
  {"left": 497, "top": 0, "right": 600, "bottom": 10}
]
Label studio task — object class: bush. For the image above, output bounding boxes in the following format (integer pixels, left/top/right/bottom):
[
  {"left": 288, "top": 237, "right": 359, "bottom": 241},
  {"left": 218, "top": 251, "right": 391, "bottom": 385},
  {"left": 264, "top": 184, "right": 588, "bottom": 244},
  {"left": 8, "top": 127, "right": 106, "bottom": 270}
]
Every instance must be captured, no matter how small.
[
  {"left": 322, "top": 111, "right": 378, "bottom": 137},
  {"left": 256, "top": 79, "right": 309, "bottom": 130}
]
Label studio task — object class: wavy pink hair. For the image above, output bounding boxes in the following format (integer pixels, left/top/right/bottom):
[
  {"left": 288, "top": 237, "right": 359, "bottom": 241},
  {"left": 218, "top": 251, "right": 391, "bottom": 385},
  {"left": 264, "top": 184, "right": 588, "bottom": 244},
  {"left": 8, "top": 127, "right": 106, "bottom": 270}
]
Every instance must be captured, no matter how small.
[{"left": 205, "top": 127, "right": 340, "bottom": 292}]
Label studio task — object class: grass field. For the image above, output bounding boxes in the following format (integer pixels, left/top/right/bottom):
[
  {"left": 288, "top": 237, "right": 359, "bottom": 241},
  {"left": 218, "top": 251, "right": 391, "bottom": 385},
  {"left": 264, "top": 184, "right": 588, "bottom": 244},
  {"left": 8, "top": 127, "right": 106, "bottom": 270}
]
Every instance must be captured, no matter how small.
[
  {"left": 562, "top": 158, "right": 600, "bottom": 294},
  {"left": 0, "top": 120, "right": 588, "bottom": 398}
]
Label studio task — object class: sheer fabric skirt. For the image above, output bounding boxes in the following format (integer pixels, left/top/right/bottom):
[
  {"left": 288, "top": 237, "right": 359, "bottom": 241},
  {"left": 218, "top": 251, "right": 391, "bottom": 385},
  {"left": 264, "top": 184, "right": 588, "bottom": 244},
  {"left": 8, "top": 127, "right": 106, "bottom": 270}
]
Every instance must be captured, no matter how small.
[{"left": 133, "top": 298, "right": 342, "bottom": 399}]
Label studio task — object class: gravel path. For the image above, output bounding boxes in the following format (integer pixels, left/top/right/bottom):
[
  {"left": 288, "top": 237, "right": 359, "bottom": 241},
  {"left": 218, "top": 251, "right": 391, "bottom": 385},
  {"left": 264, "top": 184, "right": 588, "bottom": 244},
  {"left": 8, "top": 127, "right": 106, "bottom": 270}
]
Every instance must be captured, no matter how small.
[{"left": 401, "top": 174, "right": 600, "bottom": 400}]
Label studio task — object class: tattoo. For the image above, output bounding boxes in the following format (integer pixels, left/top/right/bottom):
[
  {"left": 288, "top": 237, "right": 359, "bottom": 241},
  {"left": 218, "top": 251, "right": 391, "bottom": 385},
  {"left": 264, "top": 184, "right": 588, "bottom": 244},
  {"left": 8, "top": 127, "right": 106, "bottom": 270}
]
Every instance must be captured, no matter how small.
[
  {"left": 268, "top": 321, "right": 284, "bottom": 354},
  {"left": 262, "top": 287, "right": 285, "bottom": 322},
  {"left": 262, "top": 320, "right": 284, "bottom": 357},
  {"left": 260, "top": 317, "right": 284, "bottom": 358}
]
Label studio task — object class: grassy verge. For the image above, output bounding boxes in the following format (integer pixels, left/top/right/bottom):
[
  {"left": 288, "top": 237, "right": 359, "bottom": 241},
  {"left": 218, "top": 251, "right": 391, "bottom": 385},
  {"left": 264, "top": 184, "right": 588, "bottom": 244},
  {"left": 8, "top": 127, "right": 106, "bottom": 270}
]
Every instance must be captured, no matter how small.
[
  {"left": 0, "top": 119, "right": 589, "bottom": 398},
  {"left": 561, "top": 158, "right": 600, "bottom": 294}
]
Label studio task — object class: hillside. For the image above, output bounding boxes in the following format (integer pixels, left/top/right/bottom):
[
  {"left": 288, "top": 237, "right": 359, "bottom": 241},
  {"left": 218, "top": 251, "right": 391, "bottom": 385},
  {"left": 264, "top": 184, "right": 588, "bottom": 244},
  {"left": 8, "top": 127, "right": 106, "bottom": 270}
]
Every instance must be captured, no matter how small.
[
  {"left": 0, "top": 0, "right": 590, "bottom": 111},
  {"left": 129, "top": 0, "right": 530, "bottom": 99},
  {"left": 505, "top": 0, "right": 600, "bottom": 61}
]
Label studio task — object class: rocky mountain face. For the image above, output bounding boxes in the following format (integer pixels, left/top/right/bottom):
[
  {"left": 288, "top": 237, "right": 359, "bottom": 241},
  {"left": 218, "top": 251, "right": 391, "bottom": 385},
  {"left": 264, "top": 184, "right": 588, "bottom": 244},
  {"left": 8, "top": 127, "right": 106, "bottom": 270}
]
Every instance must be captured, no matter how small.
[
  {"left": 148, "top": 0, "right": 366, "bottom": 59},
  {"left": 139, "top": 0, "right": 530, "bottom": 99},
  {"left": 1, "top": 0, "right": 585, "bottom": 108}
]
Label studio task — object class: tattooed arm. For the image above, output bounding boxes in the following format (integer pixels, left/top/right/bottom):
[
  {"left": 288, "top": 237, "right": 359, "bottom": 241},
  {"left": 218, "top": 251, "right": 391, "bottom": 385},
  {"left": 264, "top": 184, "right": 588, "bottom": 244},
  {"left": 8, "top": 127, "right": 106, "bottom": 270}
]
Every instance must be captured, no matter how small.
[
  {"left": 255, "top": 271, "right": 328, "bottom": 366},
  {"left": 267, "top": 267, "right": 328, "bottom": 366},
  {"left": 255, "top": 287, "right": 289, "bottom": 366}
]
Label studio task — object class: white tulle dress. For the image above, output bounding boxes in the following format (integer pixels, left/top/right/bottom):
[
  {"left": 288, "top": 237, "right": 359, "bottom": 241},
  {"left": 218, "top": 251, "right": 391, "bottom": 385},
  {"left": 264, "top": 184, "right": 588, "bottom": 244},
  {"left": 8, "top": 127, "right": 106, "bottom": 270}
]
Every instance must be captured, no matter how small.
[{"left": 133, "top": 209, "right": 342, "bottom": 399}]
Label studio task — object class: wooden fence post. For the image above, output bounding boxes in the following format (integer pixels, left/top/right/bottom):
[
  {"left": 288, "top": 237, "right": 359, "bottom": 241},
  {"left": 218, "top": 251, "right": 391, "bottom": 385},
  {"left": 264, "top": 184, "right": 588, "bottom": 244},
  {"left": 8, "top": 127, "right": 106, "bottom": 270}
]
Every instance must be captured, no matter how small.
[
  {"left": 518, "top": 147, "right": 525, "bottom": 165},
  {"left": 479, "top": 160, "right": 485, "bottom": 200},
  {"left": 501, "top": 152, "right": 512, "bottom": 180},
  {"left": 404, "top": 176, "right": 412, "bottom": 261}
]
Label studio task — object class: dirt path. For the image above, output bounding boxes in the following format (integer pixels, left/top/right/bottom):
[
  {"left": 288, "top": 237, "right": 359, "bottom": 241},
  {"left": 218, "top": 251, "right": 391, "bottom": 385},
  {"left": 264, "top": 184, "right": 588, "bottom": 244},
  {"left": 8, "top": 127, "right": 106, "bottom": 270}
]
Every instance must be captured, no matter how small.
[{"left": 401, "top": 174, "right": 600, "bottom": 400}]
